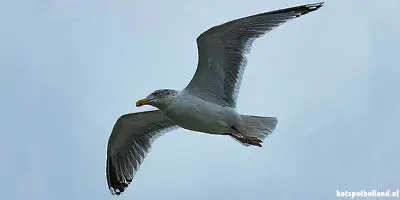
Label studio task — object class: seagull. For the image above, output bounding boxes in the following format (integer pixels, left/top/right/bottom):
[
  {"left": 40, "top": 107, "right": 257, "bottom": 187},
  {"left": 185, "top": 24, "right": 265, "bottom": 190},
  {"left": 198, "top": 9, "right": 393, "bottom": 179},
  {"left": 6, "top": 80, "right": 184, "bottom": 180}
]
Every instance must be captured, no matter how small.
[{"left": 106, "top": 2, "right": 323, "bottom": 195}]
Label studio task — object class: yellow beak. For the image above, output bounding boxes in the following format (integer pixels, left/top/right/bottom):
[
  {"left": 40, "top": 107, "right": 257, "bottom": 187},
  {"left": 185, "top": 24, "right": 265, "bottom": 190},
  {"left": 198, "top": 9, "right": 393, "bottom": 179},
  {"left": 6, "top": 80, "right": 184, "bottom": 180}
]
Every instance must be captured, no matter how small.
[{"left": 136, "top": 98, "right": 149, "bottom": 107}]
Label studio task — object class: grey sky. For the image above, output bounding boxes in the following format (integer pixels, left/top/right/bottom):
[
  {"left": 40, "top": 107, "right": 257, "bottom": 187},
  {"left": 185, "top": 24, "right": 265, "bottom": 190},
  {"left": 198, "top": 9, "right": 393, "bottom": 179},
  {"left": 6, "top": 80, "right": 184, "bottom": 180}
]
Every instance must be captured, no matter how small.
[{"left": 1, "top": 0, "right": 399, "bottom": 199}]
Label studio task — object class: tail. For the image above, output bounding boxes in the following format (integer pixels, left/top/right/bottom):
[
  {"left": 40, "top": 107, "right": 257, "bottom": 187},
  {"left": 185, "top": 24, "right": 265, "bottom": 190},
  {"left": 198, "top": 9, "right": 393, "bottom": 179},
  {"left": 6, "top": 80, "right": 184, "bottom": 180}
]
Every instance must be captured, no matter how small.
[{"left": 231, "top": 115, "right": 278, "bottom": 146}]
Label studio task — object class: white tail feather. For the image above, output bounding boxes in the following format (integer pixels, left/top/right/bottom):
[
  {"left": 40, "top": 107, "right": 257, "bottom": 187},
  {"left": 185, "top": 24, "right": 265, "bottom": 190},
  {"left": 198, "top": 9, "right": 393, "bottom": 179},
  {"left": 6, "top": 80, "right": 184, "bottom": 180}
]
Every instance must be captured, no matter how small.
[{"left": 230, "top": 115, "right": 278, "bottom": 146}]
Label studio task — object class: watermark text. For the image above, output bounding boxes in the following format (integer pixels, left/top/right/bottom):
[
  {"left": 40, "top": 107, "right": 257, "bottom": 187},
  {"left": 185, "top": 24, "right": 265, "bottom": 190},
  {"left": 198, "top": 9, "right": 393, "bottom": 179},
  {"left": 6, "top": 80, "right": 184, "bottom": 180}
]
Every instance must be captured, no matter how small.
[{"left": 337, "top": 189, "right": 400, "bottom": 198}]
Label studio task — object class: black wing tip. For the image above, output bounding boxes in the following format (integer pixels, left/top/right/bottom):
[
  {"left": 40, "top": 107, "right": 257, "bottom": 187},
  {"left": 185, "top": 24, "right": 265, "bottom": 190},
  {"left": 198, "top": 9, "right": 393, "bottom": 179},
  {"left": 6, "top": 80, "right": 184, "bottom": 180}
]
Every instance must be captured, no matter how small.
[
  {"left": 296, "top": 2, "right": 324, "bottom": 16},
  {"left": 305, "top": 2, "right": 325, "bottom": 11},
  {"left": 267, "top": 2, "right": 324, "bottom": 17},
  {"left": 106, "top": 157, "right": 131, "bottom": 196}
]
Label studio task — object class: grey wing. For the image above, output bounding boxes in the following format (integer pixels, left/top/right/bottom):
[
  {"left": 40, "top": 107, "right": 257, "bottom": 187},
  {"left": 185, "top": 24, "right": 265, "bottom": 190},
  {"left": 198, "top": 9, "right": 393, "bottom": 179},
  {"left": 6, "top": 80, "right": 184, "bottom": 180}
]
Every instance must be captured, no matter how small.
[
  {"left": 183, "top": 2, "right": 324, "bottom": 107},
  {"left": 106, "top": 110, "right": 179, "bottom": 195}
]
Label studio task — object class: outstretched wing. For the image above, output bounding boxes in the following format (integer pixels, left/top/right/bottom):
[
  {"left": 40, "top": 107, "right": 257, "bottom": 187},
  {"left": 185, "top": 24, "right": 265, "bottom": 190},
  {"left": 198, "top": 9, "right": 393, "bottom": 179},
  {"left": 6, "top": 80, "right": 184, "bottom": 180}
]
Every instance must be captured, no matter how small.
[
  {"left": 106, "top": 110, "right": 178, "bottom": 195},
  {"left": 183, "top": 2, "right": 323, "bottom": 107}
]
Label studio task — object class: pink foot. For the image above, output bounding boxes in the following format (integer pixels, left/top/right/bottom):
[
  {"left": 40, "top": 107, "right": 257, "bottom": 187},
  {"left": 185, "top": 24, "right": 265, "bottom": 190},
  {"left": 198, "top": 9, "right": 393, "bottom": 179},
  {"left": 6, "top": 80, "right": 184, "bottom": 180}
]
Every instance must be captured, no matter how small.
[{"left": 242, "top": 137, "right": 263, "bottom": 147}]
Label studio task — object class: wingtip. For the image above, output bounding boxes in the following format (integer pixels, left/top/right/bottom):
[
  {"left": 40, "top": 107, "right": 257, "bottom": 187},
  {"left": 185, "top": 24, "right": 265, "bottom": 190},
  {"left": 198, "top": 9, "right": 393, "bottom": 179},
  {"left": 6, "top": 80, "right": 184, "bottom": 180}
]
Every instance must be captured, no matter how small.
[
  {"left": 307, "top": 2, "right": 325, "bottom": 10},
  {"left": 106, "top": 157, "right": 129, "bottom": 196},
  {"left": 293, "top": 2, "right": 324, "bottom": 17}
]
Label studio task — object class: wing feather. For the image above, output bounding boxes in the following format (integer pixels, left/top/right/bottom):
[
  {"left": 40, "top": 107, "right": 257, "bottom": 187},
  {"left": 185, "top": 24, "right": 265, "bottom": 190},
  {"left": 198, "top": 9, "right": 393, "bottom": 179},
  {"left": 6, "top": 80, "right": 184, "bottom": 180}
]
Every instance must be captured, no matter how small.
[
  {"left": 184, "top": 2, "right": 324, "bottom": 107},
  {"left": 106, "top": 110, "right": 178, "bottom": 195}
]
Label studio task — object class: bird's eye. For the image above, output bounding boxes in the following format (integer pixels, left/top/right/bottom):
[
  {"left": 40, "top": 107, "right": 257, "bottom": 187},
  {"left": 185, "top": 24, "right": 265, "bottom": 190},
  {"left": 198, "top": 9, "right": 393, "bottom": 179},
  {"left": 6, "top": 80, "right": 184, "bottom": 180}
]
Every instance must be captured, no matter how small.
[{"left": 152, "top": 91, "right": 160, "bottom": 96}]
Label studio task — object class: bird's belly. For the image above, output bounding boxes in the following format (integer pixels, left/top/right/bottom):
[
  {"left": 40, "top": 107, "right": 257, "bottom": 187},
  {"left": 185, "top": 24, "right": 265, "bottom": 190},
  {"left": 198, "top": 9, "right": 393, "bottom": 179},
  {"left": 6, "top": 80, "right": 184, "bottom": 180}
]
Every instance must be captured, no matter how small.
[
  {"left": 171, "top": 114, "right": 224, "bottom": 133},
  {"left": 163, "top": 100, "right": 235, "bottom": 134}
]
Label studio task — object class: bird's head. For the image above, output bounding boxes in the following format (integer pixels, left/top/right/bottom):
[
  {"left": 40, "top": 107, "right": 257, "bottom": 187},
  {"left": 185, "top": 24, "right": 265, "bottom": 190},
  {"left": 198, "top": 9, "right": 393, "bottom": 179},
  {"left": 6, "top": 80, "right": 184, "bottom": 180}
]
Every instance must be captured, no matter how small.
[{"left": 136, "top": 89, "right": 179, "bottom": 109}]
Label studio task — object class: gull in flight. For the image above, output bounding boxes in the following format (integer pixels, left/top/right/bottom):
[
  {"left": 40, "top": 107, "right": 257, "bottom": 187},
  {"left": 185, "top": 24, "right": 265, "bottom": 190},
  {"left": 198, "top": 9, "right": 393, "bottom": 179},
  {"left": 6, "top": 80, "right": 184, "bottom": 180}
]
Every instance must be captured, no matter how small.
[{"left": 106, "top": 2, "right": 323, "bottom": 195}]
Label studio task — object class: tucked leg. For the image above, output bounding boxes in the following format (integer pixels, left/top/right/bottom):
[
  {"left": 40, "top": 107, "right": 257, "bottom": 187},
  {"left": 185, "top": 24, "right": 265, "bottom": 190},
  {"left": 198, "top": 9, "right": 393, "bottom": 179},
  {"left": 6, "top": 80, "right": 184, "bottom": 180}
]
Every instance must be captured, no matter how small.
[
  {"left": 239, "top": 136, "right": 263, "bottom": 147},
  {"left": 229, "top": 126, "right": 263, "bottom": 147}
]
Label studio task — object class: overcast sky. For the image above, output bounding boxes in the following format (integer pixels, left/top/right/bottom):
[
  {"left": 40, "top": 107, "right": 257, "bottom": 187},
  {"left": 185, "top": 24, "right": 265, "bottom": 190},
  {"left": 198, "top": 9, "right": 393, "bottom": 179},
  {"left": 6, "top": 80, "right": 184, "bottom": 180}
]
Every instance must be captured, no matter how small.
[{"left": 1, "top": 0, "right": 399, "bottom": 199}]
